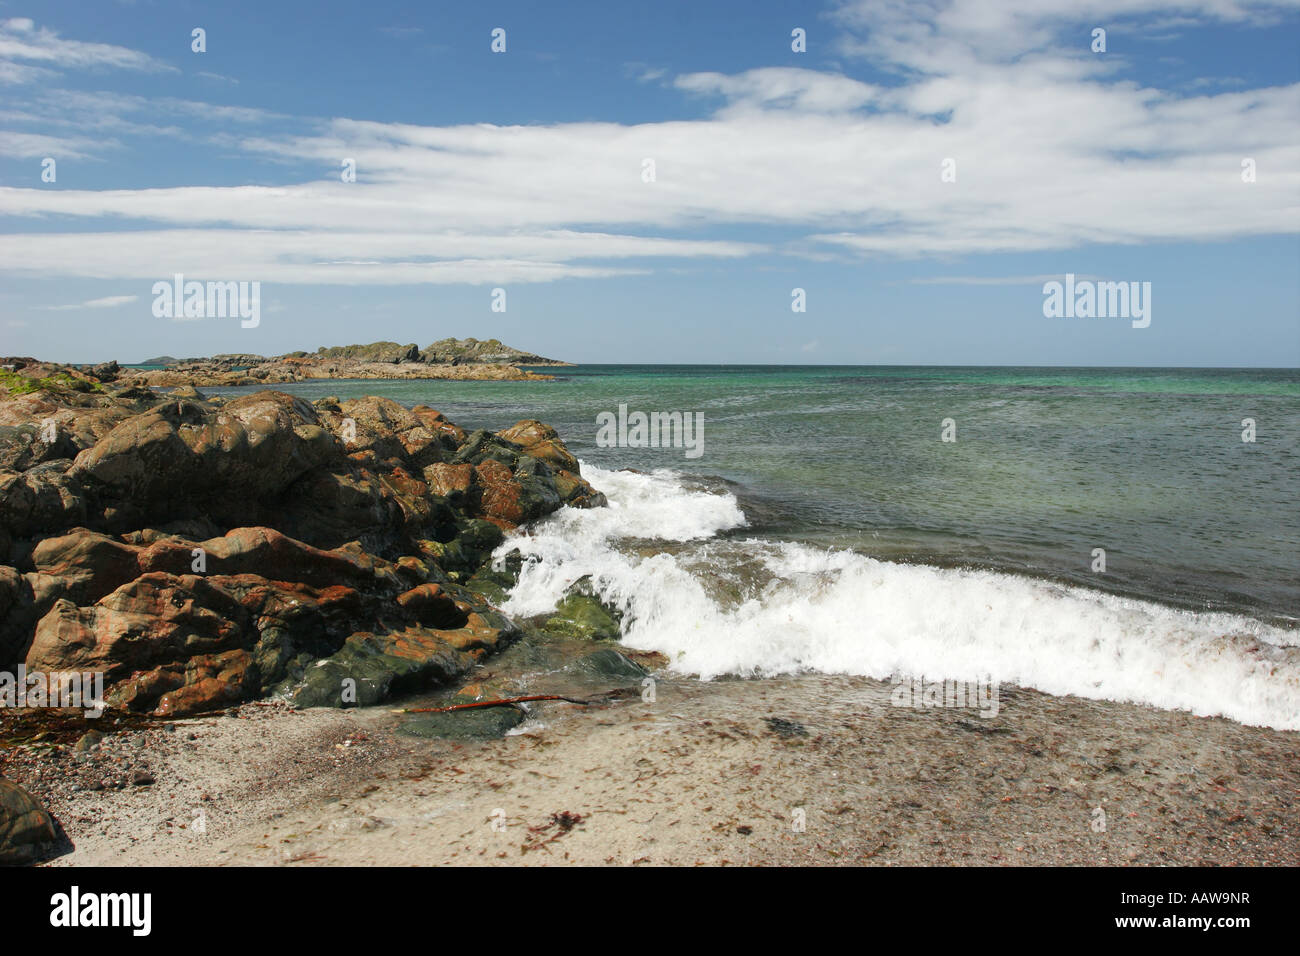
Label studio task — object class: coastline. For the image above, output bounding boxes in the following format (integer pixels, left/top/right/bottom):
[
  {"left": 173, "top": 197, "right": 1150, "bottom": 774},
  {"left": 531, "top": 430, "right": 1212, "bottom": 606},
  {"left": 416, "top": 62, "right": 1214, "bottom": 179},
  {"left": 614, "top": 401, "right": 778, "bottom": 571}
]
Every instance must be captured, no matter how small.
[{"left": 1, "top": 362, "right": 1296, "bottom": 867}]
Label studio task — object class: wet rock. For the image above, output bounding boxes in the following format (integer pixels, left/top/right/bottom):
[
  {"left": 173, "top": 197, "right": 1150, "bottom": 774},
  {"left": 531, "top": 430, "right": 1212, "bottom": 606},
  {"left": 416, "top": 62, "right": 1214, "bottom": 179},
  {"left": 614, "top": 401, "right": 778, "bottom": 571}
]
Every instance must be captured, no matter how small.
[
  {"left": 463, "top": 564, "right": 517, "bottom": 605},
  {"left": 565, "top": 648, "right": 648, "bottom": 683},
  {"left": 291, "top": 628, "right": 469, "bottom": 709},
  {"left": 539, "top": 587, "right": 623, "bottom": 642},
  {"left": 451, "top": 429, "right": 522, "bottom": 468},
  {"left": 398, "top": 686, "right": 528, "bottom": 739}
]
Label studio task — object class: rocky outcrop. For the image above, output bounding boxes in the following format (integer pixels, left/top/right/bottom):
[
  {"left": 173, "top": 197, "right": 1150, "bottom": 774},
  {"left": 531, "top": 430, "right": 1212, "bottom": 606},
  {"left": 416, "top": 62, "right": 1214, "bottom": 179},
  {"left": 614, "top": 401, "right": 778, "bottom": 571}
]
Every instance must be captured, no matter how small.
[
  {"left": 0, "top": 374, "right": 605, "bottom": 718},
  {"left": 418, "top": 337, "right": 570, "bottom": 366}
]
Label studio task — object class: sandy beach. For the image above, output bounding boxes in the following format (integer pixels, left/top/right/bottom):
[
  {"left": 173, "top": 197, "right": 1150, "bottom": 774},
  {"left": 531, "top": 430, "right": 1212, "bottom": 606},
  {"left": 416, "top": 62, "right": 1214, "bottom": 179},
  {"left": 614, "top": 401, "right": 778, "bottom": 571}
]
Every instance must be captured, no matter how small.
[{"left": 5, "top": 669, "right": 1295, "bottom": 867}]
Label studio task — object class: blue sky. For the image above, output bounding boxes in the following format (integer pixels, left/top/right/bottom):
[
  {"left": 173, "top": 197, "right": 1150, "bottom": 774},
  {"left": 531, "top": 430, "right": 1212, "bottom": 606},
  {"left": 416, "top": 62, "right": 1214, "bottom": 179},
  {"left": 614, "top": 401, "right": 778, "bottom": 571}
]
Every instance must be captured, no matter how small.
[{"left": 1, "top": 0, "right": 1297, "bottom": 366}]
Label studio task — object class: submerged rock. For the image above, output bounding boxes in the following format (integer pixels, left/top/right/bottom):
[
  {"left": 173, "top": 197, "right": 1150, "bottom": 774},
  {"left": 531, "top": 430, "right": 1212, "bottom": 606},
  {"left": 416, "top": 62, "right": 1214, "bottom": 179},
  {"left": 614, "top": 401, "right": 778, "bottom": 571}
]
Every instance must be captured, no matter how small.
[
  {"left": 398, "top": 704, "right": 526, "bottom": 740},
  {"left": 565, "top": 648, "right": 649, "bottom": 683}
]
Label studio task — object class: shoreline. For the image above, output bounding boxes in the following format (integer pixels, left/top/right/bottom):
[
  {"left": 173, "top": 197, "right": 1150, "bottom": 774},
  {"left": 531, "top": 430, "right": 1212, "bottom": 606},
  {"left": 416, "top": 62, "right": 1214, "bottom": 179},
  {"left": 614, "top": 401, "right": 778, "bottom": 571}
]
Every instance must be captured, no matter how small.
[
  {"left": 5, "top": 670, "right": 1296, "bottom": 866},
  {"left": 2, "top": 362, "right": 1296, "bottom": 867}
]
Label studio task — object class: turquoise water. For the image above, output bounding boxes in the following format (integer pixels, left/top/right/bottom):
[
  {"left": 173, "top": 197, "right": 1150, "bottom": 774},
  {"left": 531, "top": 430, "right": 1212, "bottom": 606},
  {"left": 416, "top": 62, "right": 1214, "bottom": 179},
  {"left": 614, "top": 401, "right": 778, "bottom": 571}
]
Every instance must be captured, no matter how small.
[{"left": 210, "top": 365, "right": 1300, "bottom": 625}]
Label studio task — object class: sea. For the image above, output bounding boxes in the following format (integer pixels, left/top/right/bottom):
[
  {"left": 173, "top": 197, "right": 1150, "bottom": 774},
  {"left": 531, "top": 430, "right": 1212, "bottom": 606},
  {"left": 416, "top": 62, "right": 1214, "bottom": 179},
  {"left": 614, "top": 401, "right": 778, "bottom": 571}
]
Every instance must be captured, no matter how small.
[{"left": 208, "top": 365, "right": 1300, "bottom": 729}]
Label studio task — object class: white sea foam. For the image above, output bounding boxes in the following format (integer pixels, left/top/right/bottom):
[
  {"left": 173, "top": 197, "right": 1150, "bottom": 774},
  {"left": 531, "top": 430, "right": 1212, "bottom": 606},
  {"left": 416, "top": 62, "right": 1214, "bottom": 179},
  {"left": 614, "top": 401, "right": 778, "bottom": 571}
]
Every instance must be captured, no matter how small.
[{"left": 497, "top": 463, "right": 1300, "bottom": 730}]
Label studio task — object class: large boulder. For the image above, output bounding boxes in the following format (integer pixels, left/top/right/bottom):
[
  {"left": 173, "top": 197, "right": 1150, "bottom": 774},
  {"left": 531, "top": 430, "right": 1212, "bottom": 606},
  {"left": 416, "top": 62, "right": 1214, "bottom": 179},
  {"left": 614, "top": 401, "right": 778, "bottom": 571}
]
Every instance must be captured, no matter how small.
[
  {"left": 427, "top": 430, "right": 602, "bottom": 530},
  {"left": 290, "top": 604, "right": 520, "bottom": 709},
  {"left": 326, "top": 396, "right": 447, "bottom": 468},
  {"left": 0, "top": 465, "right": 86, "bottom": 539},
  {"left": 497, "top": 420, "right": 581, "bottom": 474},
  {"left": 27, "top": 573, "right": 252, "bottom": 684},
  {"left": 0, "top": 423, "right": 80, "bottom": 472},
  {"left": 0, "top": 566, "right": 35, "bottom": 665},
  {"left": 0, "top": 779, "right": 56, "bottom": 865},
  {"left": 30, "top": 528, "right": 142, "bottom": 609},
  {"left": 280, "top": 465, "right": 453, "bottom": 551},
  {"left": 67, "top": 391, "right": 338, "bottom": 530}
]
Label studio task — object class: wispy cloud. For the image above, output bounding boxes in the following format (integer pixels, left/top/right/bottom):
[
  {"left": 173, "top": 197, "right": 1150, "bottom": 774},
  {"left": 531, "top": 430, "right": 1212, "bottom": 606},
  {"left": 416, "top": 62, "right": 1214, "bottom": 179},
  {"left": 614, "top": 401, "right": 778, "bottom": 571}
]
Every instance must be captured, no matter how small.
[
  {"left": 39, "top": 294, "right": 139, "bottom": 311},
  {"left": 0, "top": 17, "right": 175, "bottom": 76},
  {"left": 907, "top": 274, "right": 1103, "bottom": 286}
]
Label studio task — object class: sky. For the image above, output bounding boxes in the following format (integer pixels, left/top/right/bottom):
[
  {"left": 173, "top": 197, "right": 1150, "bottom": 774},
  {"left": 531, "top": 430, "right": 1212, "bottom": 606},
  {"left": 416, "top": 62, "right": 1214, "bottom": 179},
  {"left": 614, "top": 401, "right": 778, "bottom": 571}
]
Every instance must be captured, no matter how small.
[{"left": 0, "top": 0, "right": 1297, "bottom": 366}]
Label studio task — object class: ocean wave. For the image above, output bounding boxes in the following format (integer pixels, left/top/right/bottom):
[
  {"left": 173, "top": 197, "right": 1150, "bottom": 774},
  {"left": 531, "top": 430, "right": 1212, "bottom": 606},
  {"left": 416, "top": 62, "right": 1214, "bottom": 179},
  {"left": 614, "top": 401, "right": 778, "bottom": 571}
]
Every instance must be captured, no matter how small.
[{"left": 497, "top": 463, "right": 1300, "bottom": 730}]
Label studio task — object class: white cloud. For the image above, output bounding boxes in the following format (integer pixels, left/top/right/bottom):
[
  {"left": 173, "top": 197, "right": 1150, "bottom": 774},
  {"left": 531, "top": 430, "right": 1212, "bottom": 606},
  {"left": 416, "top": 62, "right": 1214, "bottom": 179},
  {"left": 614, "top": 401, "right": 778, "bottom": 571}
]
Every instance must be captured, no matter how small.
[
  {"left": 39, "top": 294, "right": 139, "bottom": 310},
  {"left": 676, "top": 68, "right": 880, "bottom": 113},
  {"left": 0, "top": 18, "right": 175, "bottom": 76},
  {"left": 0, "top": 129, "right": 111, "bottom": 159},
  {"left": 0, "top": 4, "right": 1296, "bottom": 286},
  {"left": 0, "top": 229, "right": 758, "bottom": 285}
]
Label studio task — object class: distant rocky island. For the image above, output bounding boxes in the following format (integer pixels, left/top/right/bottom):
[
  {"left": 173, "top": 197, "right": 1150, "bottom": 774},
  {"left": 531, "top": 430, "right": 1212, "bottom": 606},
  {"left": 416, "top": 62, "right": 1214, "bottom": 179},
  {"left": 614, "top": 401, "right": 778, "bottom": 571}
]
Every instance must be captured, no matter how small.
[{"left": 114, "top": 338, "right": 571, "bottom": 387}]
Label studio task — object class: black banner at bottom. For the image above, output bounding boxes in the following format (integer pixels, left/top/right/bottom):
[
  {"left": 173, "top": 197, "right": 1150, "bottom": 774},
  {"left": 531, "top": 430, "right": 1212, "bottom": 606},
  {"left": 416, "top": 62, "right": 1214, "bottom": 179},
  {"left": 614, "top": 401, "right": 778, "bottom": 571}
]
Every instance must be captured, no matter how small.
[{"left": 3, "top": 865, "right": 1285, "bottom": 943}]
